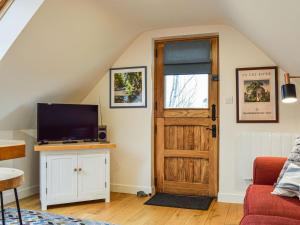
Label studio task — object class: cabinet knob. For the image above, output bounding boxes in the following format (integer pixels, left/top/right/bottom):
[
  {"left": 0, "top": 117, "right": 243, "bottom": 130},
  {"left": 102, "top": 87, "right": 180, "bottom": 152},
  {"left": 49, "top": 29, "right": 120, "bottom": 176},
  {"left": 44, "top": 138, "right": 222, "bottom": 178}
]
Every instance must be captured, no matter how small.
[
  {"left": 74, "top": 168, "right": 77, "bottom": 172},
  {"left": 78, "top": 168, "right": 82, "bottom": 172}
]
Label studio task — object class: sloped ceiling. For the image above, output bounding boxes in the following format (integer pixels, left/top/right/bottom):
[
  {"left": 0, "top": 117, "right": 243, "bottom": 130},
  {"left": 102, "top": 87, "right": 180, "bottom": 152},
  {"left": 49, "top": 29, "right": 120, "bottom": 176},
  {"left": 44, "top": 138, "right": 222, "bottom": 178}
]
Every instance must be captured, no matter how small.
[
  {"left": 0, "top": 0, "right": 143, "bottom": 130},
  {"left": 221, "top": 0, "right": 300, "bottom": 75},
  {"left": 1, "top": 0, "right": 299, "bottom": 130}
]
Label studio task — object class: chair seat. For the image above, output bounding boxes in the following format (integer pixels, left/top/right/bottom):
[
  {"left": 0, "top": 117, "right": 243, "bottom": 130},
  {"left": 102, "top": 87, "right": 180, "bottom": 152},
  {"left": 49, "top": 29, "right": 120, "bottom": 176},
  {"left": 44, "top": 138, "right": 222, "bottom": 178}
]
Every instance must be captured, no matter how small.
[{"left": 0, "top": 168, "right": 24, "bottom": 191}]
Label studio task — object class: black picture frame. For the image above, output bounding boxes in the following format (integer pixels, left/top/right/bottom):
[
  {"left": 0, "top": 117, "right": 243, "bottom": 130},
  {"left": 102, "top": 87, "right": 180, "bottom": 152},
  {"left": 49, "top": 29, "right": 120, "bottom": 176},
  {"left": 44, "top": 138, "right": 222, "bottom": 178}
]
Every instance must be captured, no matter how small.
[{"left": 109, "top": 66, "right": 147, "bottom": 108}]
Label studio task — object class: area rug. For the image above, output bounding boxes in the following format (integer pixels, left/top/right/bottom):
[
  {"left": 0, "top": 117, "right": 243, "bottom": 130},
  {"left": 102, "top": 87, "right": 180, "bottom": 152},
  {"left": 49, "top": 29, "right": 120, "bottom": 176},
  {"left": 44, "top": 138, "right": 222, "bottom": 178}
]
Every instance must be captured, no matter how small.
[
  {"left": 144, "top": 192, "right": 214, "bottom": 210},
  {"left": 0, "top": 208, "right": 117, "bottom": 225}
]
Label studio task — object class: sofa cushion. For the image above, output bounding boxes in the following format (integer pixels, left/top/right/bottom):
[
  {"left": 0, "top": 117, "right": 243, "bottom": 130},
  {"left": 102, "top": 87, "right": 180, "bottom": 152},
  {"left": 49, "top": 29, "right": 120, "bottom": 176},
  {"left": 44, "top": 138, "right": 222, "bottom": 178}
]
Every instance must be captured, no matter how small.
[
  {"left": 272, "top": 163, "right": 300, "bottom": 199},
  {"left": 245, "top": 185, "right": 300, "bottom": 220},
  {"left": 240, "top": 215, "right": 300, "bottom": 225},
  {"left": 275, "top": 137, "right": 300, "bottom": 186}
]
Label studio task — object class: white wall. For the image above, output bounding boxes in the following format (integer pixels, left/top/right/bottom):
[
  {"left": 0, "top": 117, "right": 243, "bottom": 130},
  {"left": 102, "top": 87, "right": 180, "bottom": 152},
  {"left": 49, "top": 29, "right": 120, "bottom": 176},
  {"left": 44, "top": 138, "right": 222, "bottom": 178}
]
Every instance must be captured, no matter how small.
[{"left": 82, "top": 25, "right": 300, "bottom": 202}]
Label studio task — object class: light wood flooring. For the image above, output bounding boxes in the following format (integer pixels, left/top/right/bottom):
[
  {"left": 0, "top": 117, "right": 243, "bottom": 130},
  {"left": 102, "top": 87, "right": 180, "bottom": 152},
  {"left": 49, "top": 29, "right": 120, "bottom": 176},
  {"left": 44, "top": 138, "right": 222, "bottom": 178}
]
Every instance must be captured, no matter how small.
[{"left": 7, "top": 193, "right": 243, "bottom": 225}]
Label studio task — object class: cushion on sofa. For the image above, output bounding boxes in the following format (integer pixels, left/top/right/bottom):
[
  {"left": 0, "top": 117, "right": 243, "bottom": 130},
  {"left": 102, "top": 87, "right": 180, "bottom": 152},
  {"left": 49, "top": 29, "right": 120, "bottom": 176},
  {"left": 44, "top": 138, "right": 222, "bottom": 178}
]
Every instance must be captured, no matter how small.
[
  {"left": 240, "top": 215, "right": 300, "bottom": 225},
  {"left": 275, "top": 137, "right": 300, "bottom": 186},
  {"left": 245, "top": 185, "right": 300, "bottom": 220},
  {"left": 272, "top": 163, "right": 300, "bottom": 199}
]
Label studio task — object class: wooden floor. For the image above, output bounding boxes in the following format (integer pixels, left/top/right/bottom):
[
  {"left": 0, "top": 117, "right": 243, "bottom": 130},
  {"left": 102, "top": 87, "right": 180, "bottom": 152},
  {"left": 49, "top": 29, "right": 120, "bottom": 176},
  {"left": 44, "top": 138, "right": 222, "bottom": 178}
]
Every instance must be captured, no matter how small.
[{"left": 8, "top": 193, "right": 243, "bottom": 225}]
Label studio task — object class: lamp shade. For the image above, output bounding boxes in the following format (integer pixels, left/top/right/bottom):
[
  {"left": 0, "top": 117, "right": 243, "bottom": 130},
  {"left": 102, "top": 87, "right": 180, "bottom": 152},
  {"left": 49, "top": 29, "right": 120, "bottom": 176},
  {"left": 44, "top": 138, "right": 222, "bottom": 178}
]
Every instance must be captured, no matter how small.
[{"left": 281, "top": 83, "right": 297, "bottom": 103}]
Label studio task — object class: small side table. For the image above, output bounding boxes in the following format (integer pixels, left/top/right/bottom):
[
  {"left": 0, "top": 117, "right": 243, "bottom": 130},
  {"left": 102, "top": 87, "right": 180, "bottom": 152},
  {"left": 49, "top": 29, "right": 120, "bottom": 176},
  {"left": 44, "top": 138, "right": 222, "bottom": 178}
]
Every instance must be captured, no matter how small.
[{"left": 0, "top": 168, "right": 24, "bottom": 225}]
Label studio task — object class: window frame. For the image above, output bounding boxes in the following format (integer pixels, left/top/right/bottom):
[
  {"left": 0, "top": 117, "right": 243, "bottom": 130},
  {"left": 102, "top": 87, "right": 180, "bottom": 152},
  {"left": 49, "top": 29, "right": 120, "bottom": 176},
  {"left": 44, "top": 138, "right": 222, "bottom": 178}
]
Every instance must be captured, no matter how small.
[
  {"left": 0, "top": 0, "right": 8, "bottom": 11},
  {"left": 154, "top": 36, "right": 219, "bottom": 118},
  {"left": 0, "top": 0, "right": 14, "bottom": 20}
]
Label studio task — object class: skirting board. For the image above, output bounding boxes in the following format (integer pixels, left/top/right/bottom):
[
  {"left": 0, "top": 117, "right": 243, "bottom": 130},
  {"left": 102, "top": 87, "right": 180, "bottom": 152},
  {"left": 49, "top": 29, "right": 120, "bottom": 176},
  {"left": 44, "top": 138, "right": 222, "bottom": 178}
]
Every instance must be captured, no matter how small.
[
  {"left": 1, "top": 185, "right": 245, "bottom": 204},
  {"left": 217, "top": 192, "right": 245, "bottom": 204},
  {"left": 111, "top": 183, "right": 154, "bottom": 195},
  {"left": 2, "top": 185, "right": 39, "bottom": 205}
]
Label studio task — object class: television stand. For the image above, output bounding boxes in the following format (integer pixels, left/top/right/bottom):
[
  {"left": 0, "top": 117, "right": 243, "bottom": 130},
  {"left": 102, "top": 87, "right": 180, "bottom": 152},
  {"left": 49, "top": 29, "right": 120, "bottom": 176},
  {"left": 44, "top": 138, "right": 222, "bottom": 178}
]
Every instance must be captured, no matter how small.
[
  {"left": 62, "top": 140, "right": 78, "bottom": 144},
  {"left": 34, "top": 142, "right": 116, "bottom": 210}
]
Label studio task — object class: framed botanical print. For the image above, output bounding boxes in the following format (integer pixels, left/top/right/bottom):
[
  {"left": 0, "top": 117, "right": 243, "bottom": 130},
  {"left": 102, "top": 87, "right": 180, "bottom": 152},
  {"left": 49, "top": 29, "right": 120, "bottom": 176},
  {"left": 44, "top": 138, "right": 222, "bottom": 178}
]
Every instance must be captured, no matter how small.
[
  {"left": 236, "top": 66, "right": 279, "bottom": 123},
  {"left": 110, "top": 66, "right": 147, "bottom": 108}
]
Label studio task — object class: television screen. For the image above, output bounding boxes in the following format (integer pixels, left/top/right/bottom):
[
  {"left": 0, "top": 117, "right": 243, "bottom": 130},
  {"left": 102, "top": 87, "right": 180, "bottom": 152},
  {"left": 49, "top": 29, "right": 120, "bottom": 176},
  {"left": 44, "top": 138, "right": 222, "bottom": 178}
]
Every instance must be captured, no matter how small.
[{"left": 37, "top": 103, "right": 98, "bottom": 142}]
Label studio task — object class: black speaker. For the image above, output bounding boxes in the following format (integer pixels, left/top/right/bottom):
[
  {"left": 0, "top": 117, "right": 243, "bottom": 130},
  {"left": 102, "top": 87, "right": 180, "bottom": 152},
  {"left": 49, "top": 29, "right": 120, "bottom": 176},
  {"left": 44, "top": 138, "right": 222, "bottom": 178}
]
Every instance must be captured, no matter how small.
[{"left": 98, "top": 125, "right": 107, "bottom": 142}]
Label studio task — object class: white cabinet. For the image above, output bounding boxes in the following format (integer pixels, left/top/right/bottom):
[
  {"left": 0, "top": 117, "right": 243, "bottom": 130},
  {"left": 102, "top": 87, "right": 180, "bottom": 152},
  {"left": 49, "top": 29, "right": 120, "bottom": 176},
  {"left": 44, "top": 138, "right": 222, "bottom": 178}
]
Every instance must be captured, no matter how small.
[{"left": 39, "top": 149, "right": 111, "bottom": 210}]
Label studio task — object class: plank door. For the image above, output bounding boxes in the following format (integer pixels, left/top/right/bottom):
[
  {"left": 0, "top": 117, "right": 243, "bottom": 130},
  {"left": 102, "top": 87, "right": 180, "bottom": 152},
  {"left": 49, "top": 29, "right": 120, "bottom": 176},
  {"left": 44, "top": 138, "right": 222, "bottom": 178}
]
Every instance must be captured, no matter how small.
[{"left": 154, "top": 37, "right": 219, "bottom": 196}]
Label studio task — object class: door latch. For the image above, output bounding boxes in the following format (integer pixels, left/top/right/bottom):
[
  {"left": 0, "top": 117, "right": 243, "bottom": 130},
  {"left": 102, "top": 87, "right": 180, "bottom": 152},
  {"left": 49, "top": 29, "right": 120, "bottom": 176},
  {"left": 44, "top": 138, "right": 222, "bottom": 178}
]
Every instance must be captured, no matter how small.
[{"left": 212, "top": 104, "right": 216, "bottom": 121}]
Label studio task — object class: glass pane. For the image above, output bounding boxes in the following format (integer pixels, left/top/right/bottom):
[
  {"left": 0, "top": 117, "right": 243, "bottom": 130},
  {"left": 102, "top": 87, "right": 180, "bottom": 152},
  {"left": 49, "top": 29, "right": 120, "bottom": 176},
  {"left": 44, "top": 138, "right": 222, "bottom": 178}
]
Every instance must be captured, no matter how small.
[{"left": 164, "top": 74, "right": 209, "bottom": 109}]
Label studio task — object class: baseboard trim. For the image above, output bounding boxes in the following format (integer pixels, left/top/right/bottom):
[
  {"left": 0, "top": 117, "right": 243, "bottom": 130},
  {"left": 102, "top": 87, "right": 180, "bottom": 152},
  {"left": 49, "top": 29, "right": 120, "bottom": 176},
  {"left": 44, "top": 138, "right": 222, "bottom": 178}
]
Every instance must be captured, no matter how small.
[
  {"left": 111, "top": 183, "right": 153, "bottom": 195},
  {"left": 3, "top": 185, "right": 39, "bottom": 204},
  {"left": 217, "top": 192, "right": 245, "bottom": 204}
]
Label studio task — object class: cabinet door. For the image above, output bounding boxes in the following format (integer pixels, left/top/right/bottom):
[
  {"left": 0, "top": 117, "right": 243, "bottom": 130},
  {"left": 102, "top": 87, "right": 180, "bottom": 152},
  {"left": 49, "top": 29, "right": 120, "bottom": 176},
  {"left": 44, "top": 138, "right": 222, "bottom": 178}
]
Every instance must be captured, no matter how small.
[
  {"left": 46, "top": 154, "right": 78, "bottom": 204},
  {"left": 78, "top": 153, "right": 106, "bottom": 199}
]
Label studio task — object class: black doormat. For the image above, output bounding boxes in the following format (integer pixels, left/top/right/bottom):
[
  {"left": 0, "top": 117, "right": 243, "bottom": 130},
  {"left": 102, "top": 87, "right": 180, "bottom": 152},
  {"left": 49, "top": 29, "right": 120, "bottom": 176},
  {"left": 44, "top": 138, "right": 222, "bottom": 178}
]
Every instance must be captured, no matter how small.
[{"left": 144, "top": 193, "right": 214, "bottom": 210}]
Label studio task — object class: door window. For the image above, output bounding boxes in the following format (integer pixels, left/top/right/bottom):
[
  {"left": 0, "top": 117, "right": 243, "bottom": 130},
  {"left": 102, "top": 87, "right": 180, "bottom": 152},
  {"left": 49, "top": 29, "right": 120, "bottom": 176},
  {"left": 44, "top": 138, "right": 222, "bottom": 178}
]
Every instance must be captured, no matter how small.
[{"left": 164, "top": 74, "right": 209, "bottom": 109}]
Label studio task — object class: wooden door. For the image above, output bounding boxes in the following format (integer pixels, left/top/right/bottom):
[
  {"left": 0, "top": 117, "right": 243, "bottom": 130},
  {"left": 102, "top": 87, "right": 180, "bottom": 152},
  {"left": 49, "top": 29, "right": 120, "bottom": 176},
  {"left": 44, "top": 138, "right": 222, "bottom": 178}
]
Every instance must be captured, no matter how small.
[
  {"left": 154, "top": 37, "right": 219, "bottom": 196},
  {"left": 77, "top": 153, "right": 106, "bottom": 199},
  {"left": 46, "top": 154, "right": 78, "bottom": 203}
]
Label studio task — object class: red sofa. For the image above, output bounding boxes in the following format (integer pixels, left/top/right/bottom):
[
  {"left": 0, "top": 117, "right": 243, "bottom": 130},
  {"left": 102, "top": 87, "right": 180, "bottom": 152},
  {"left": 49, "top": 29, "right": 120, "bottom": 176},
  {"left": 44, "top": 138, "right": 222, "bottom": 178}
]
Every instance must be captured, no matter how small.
[{"left": 240, "top": 157, "right": 300, "bottom": 225}]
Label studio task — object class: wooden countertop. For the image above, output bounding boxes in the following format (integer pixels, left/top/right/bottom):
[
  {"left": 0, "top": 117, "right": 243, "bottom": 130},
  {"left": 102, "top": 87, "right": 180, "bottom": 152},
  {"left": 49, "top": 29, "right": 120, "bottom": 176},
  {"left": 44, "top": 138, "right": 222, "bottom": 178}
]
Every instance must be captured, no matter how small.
[
  {"left": 34, "top": 142, "right": 116, "bottom": 151},
  {"left": 0, "top": 140, "right": 25, "bottom": 160}
]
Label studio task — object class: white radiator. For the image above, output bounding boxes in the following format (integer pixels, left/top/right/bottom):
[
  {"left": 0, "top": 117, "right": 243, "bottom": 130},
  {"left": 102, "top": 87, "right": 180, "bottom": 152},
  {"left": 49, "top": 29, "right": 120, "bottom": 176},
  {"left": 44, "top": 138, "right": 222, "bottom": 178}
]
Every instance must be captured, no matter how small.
[{"left": 236, "top": 132, "right": 299, "bottom": 180}]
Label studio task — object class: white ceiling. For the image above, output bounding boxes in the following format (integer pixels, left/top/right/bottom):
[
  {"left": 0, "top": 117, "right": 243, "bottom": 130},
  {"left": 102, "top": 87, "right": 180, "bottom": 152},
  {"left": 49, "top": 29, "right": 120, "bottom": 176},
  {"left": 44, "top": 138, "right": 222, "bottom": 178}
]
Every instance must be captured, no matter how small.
[
  {"left": 1, "top": 0, "right": 299, "bottom": 130},
  {"left": 99, "top": 0, "right": 225, "bottom": 28}
]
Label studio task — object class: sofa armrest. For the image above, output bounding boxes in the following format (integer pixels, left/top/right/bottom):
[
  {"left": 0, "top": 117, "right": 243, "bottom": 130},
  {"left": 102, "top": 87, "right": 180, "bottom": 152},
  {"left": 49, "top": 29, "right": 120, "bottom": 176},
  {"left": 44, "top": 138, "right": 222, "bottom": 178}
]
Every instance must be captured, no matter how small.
[{"left": 253, "top": 157, "right": 287, "bottom": 185}]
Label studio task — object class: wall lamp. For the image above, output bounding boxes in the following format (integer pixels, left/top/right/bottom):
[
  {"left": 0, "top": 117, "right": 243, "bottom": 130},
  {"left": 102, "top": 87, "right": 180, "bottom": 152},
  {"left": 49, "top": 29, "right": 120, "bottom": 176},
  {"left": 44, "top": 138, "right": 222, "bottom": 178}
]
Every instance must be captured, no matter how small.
[{"left": 281, "top": 73, "right": 300, "bottom": 103}]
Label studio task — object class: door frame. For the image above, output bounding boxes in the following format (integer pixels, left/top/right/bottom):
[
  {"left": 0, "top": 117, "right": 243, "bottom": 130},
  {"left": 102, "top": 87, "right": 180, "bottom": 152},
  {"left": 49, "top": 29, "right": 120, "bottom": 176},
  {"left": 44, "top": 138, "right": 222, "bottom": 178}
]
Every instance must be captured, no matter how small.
[{"left": 153, "top": 35, "right": 220, "bottom": 196}]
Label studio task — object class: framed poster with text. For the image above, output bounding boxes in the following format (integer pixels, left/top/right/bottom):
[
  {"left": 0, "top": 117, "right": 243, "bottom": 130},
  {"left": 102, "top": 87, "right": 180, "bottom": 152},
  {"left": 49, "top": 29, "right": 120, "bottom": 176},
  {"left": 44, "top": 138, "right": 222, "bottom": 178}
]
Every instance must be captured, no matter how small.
[{"left": 236, "top": 66, "right": 278, "bottom": 123}]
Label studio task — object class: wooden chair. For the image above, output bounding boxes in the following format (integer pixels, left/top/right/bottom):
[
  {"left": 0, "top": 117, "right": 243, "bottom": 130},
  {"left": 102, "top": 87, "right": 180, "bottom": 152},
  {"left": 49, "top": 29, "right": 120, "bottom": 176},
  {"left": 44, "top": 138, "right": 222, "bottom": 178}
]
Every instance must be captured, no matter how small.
[{"left": 0, "top": 168, "right": 24, "bottom": 225}]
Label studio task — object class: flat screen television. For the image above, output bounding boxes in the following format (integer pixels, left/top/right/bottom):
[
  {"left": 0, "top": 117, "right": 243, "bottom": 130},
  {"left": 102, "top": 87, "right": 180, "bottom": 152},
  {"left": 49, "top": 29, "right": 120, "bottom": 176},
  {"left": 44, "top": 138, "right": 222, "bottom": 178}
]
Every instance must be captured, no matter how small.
[{"left": 37, "top": 103, "right": 98, "bottom": 143}]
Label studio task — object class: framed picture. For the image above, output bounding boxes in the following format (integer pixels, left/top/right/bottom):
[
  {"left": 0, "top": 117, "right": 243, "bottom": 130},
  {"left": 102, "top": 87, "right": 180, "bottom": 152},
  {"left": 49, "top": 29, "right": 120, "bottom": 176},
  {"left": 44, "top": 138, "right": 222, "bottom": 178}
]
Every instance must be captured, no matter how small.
[
  {"left": 110, "top": 66, "right": 147, "bottom": 108},
  {"left": 236, "top": 66, "right": 279, "bottom": 123}
]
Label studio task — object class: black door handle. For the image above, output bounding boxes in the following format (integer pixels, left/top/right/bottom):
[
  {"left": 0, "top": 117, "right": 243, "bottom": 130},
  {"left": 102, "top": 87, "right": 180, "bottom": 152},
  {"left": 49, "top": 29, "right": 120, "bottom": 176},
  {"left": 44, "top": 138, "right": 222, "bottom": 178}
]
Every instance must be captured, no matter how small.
[
  {"left": 212, "top": 125, "right": 217, "bottom": 138},
  {"left": 206, "top": 125, "right": 217, "bottom": 138}
]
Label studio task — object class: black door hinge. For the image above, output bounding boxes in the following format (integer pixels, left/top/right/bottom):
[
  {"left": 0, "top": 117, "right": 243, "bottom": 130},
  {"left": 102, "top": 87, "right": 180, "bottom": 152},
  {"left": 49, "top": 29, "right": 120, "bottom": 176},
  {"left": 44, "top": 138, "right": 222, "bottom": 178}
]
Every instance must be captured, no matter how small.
[{"left": 211, "top": 74, "right": 219, "bottom": 81}]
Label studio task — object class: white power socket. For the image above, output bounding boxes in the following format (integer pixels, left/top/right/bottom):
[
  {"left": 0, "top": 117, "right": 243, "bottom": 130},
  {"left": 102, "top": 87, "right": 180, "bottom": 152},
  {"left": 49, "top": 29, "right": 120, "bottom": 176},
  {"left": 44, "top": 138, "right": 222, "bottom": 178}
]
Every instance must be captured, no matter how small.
[{"left": 225, "top": 96, "right": 234, "bottom": 104}]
